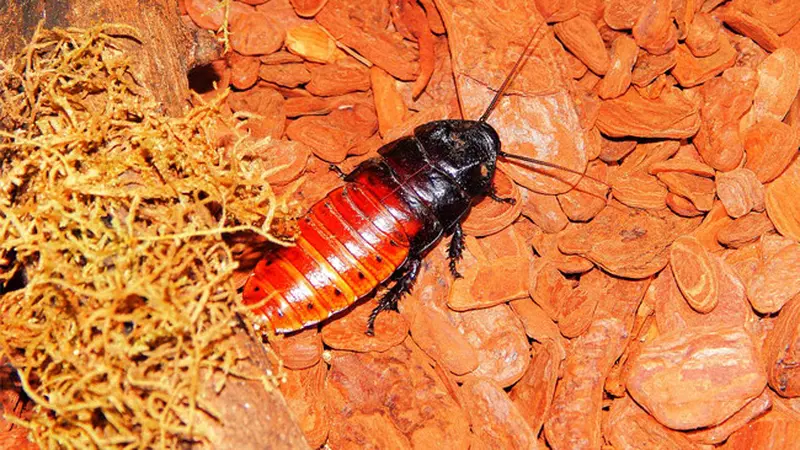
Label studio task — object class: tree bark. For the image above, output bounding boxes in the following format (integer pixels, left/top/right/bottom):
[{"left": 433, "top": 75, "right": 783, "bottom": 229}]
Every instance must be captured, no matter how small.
[
  {"left": 0, "top": 1, "right": 310, "bottom": 448},
  {"left": 0, "top": 0, "right": 220, "bottom": 116}
]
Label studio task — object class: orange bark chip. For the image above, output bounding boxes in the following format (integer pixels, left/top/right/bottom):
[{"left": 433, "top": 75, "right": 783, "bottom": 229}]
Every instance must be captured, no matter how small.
[
  {"left": 656, "top": 171, "right": 716, "bottom": 212},
  {"left": 400, "top": 245, "right": 480, "bottom": 376},
  {"left": 186, "top": 0, "right": 248, "bottom": 30},
  {"left": 766, "top": 158, "right": 800, "bottom": 241},
  {"left": 286, "top": 103, "right": 377, "bottom": 163},
  {"left": 408, "top": 306, "right": 480, "bottom": 376},
  {"left": 454, "top": 304, "right": 530, "bottom": 388},
  {"left": 721, "top": 406, "right": 800, "bottom": 449},
  {"left": 603, "top": 0, "right": 649, "bottom": 30},
  {"left": 227, "top": 84, "right": 286, "bottom": 139},
  {"left": 556, "top": 160, "right": 608, "bottom": 222},
  {"left": 648, "top": 158, "right": 715, "bottom": 177},
  {"left": 694, "top": 67, "right": 757, "bottom": 172},
  {"left": 270, "top": 328, "right": 323, "bottom": 370},
  {"left": 631, "top": 49, "right": 677, "bottom": 87},
  {"left": 260, "top": 51, "right": 305, "bottom": 65},
  {"left": 555, "top": 280, "right": 598, "bottom": 338},
  {"left": 610, "top": 140, "right": 678, "bottom": 210},
  {"left": 461, "top": 168, "right": 522, "bottom": 237},
  {"left": 741, "top": 48, "right": 800, "bottom": 130},
  {"left": 685, "top": 390, "right": 772, "bottom": 445},
  {"left": 258, "top": 63, "right": 312, "bottom": 88},
  {"left": 597, "top": 35, "right": 638, "bottom": 100},
  {"left": 743, "top": 118, "right": 799, "bottom": 183},
  {"left": 654, "top": 256, "right": 753, "bottom": 333},
  {"left": 229, "top": 8, "right": 285, "bottom": 56},
  {"left": 389, "top": 0, "right": 436, "bottom": 98},
  {"left": 279, "top": 363, "right": 330, "bottom": 448},
  {"left": 284, "top": 92, "right": 369, "bottom": 118},
  {"left": 666, "top": 192, "right": 704, "bottom": 217},
  {"left": 598, "top": 134, "right": 637, "bottom": 162},
  {"left": 460, "top": 379, "right": 540, "bottom": 449},
  {"left": 370, "top": 66, "right": 408, "bottom": 138},
  {"left": 716, "top": 168, "right": 765, "bottom": 219},
  {"left": 746, "top": 243, "right": 800, "bottom": 314},
  {"left": 690, "top": 201, "right": 733, "bottom": 252},
  {"left": 306, "top": 59, "right": 370, "bottom": 96},
  {"left": 228, "top": 52, "right": 260, "bottom": 90},
  {"left": 783, "top": 21, "right": 800, "bottom": 58},
  {"left": 670, "top": 235, "right": 719, "bottom": 314},
  {"left": 436, "top": 0, "right": 589, "bottom": 194},
  {"left": 257, "top": 140, "right": 310, "bottom": 186},
  {"left": 539, "top": 232, "right": 596, "bottom": 274},
  {"left": 554, "top": 15, "right": 611, "bottom": 75},
  {"left": 316, "top": 0, "right": 419, "bottom": 81},
  {"left": 575, "top": 0, "right": 604, "bottom": 23},
  {"left": 717, "top": 212, "right": 776, "bottom": 248},
  {"left": 672, "top": 34, "right": 737, "bottom": 88},
  {"left": 509, "top": 299, "right": 566, "bottom": 360},
  {"left": 417, "top": 0, "right": 445, "bottom": 34},
  {"left": 289, "top": 0, "right": 328, "bottom": 18},
  {"left": 449, "top": 237, "right": 529, "bottom": 310},
  {"left": 509, "top": 341, "right": 560, "bottom": 436},
  {"left": 596, "top": 86, "right": 701, "bottom": 139},
  {"left": 495, "top": 99, "right": 592, "bottom": 192},
  {"left": 605, "top": 396, "right": 699, "bottom": 449},
  {"left": 404, "top": 36, "right": 459, "bottom": 112},
  {"left": 764, "top": 295, "right": 800, "bottom": 397},
  {"left": 529, "top": 261, "right": 574, "bottom": 321},
  {"left": 686, "top": 13, "right": 721, "bottom": 57},
  {"left": 718, "top": 7, "right": 782, "bottom": 53},
  {"left": 558, "top": 202, "right": 702, "bottom": 279},
  {"left": 626, "top": 326, "right": 767, "bottom": 430},
  {"left": 632, "top": 0, "right": 677, "bottom": 56},
  {"left": 519, "top": 188, "right": 569, "bottom": 234},
  {"left": 534, "top": 0, "right": 579, "bottom": 23},
  {"left": 731, "top": 0, "right": 800, "bottom": 35},
  {"left": 325, "top": 345, "right": 471, "bottom": 449},
  {"left": 321, "top": 298, "right": 408, "bottom": 352},
  {"left": 544, "top": 317, "right": 630, "bottom": 450},
  {"left": 285, "top": 24, "right": 343, "bottom": 63}
]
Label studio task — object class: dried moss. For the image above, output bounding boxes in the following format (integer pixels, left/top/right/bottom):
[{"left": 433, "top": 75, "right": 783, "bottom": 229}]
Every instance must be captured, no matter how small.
[{"left": 0, "top": 24, "right": 289, "bottom": 448}]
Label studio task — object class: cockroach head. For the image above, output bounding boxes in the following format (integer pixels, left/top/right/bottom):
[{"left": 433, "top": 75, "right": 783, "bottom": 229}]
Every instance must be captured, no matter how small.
[{"left": 414, "top": 119, "right": 500, "bottom": 197}]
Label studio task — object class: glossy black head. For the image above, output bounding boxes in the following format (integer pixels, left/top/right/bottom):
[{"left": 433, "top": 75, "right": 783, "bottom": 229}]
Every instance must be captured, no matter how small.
[{"left": 413, "top": 119, "right": 501, "bottom": 198}]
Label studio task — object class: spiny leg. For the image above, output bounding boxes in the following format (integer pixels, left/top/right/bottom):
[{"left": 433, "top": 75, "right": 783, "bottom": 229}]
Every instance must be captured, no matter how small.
[
  {"left": 366, "top": 258, "right": 422, "bottom": 336},
  {"left": 328, "top": 163, "right": 346, "bottom": 178},
  {"left": 448, "top": 223, "right": 465, "bottom": 279},
  {"left": 488, "top": 184, "right": 516, "bottom": 205}
]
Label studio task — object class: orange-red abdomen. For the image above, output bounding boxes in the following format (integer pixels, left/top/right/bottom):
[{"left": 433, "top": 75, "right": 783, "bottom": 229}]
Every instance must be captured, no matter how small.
[{"left": 242, "top": 182, "right": 423, "bottom": 333}]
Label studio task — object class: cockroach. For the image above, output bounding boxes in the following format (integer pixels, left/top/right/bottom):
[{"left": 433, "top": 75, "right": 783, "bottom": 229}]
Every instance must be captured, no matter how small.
[{"left": 242, "top": 21, "right": 602, "bottom": 335}]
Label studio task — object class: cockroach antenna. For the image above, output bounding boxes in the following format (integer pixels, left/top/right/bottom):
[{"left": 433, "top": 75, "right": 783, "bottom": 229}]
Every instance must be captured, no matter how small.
[
  {"left": 478, "top": 19, "right": 548, "bottom": 123},
  {"left": 477, "top": 19, "right": 610, "bottom": 193}
]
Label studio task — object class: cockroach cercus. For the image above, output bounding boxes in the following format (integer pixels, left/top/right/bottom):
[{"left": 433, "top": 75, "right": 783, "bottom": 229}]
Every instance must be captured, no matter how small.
[{"left": 242, "top": 21, "right": 604, "bottom": 335}]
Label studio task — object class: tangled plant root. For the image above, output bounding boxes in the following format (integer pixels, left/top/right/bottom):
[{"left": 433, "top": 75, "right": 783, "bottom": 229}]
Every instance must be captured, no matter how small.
[{"left": 0, "top": 24, "right": 290, "bottom": 448}]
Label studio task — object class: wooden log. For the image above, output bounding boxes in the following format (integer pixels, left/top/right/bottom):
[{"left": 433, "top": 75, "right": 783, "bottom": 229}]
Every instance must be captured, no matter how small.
[
  {"left": 0, "top": 1, "right": 310, "bottom": 448},
  {"left": 0, "top": 0, "right": 220, "bottom": 116},
  {"left": 0, "top": 361, "right": 38, "bottom": 450},
  {"left": 194, "top": 330, "right": 312, "bottom": 450}
]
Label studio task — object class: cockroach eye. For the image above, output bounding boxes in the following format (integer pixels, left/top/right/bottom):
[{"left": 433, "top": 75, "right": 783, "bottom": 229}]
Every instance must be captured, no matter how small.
[{"left": 480, "top": 164, "right": 489, "bottom": 177}]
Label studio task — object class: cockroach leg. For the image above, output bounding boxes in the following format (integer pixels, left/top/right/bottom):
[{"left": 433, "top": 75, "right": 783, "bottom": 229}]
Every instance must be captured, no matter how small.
[
  {"left": 366, "top": 257, "right": 422, "bottom": 336},
  {"left": 488, "top": 185, "right": 517, "bottom": 205},
  {"left": 448, "top": 223, "right": 465, "bottom": 279},
  {"left": 328, "top": 163, "right": 346, "bottom": 178}
]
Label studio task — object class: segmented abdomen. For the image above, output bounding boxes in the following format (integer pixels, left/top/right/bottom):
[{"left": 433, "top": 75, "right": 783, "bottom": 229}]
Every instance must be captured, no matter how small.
[{"left": 242, "top": 180, "right": 423, "bottom": 333}]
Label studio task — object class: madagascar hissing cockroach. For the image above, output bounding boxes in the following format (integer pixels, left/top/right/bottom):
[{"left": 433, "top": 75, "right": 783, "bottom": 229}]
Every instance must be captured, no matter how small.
[{"left": 242, "top": 21, "right": 601, "bottom": 335}]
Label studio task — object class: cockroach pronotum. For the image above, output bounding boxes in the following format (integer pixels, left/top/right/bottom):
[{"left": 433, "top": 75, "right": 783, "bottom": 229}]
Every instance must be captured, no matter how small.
[{"left": 242, "top": 20, "right": 603, "bottom": 335}]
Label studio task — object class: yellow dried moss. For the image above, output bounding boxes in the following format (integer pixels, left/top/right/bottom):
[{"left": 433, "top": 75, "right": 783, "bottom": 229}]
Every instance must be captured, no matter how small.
[{"left": 0, "top": 24, "right": 289, "bottom": 448}]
